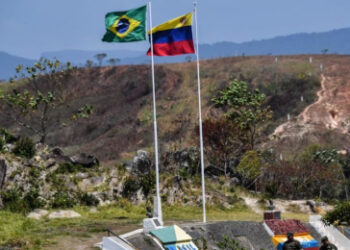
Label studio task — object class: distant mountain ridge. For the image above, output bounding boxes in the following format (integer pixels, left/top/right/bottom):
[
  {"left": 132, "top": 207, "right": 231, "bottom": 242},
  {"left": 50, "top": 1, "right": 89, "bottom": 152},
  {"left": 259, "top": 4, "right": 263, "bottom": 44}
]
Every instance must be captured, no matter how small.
[
  {"left": 2, "top": 27, "right": 350, "bottom": 79},
  {"left": 0, "top": 52, "right": 35, "bottom": 80}
]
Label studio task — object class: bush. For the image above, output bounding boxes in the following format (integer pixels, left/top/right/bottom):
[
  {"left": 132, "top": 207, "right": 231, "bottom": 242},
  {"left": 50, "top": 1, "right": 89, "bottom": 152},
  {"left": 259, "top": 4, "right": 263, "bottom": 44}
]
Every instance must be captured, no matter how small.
[
  {"left": 322, "top": 202, "right": 350, "bottom": 225},
  {"left": 79, "top": 193, "right": 99, "bottom": 206},
  {"left": 55, "top": 162, "right": 86, "bottom": 174},
  {"left": 217, "top": 235, "right": 246, "bottom": 250},
  {"left": 1, "top": 188, "right": 44, "bottom": 213},
  {"left": 0, "top": 128, "right": 16, "bottom": 143},
  {"left": 23, "top": 188, "right": 45, "bottom": 210},
  {"left": 51, "top": 191, "right": 76, "bottom": 208},
  {"left": 139, "top": 172, "right": 155, "bottom": 198},
  {"left": 1, "top": 189, "right": 25, "bottom": 213},
  {"left": 13, "top": 137, "right": 35, "bottom": 158},
  {"left": 0, "top": 137, "right": 5, "bottom": 152},
  {"left": 122, "top": 176, "right": 140, "bottom": 198}
]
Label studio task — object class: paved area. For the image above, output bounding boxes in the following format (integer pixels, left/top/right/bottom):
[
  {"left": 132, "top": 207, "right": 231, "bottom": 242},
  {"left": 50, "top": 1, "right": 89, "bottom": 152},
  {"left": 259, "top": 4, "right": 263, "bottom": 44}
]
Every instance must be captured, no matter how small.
[{"left": 127, "top": 221, "right": 322, "bottom": 249}]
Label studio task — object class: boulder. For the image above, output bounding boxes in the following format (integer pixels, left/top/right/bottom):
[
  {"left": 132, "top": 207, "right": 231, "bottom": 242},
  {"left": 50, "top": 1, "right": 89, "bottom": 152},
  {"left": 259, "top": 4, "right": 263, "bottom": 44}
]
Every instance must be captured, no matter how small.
[
  {"left": 0, "top": 159, "right": 6, "bottom": 207},
  {"left": 45, "top": 158, "right": 56, "bottom": 168},
  {"left": 48, "top": 210, "right": 81, "bottom": 219},
  {"left": 27, "top": 209, "right": 49, "bottom": 220},
  {"left": 132, "top": 150, "right": 151, "bottom": 174},
  {"left": 69, "top": 153, "right": 99, "bottom": 168},
  {"left": 0, "top": 159, "right": 6, "bottom": 190}
]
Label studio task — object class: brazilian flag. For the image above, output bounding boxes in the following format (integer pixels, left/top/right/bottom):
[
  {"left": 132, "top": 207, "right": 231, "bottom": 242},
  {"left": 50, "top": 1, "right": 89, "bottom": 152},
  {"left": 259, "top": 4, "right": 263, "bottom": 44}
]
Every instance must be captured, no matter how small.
[{"left": 102, "top": 5, "right": 146, "bottom": 43}]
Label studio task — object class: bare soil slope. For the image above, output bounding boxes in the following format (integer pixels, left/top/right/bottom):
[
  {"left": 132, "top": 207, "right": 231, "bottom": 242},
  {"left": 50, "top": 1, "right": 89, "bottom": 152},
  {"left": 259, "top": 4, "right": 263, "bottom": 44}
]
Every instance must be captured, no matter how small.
[{"left": 272, "top": 56, "right": 350, "bottom": 153}]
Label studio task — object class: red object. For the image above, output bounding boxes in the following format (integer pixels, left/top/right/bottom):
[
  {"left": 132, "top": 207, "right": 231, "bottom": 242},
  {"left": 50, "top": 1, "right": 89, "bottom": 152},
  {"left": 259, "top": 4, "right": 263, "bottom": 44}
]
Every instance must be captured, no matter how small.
[
  {"left": 264, "top": 211, "right": 281, "bottom": 220},
  {"left": 265, "top": 219, "right": 309, "bottom": 235},
  {"left": 147, "top": 40, "right": 195, "bottom": 56},
  {"left": 304, "top": 248, "right": 318, "bottom": 250}
]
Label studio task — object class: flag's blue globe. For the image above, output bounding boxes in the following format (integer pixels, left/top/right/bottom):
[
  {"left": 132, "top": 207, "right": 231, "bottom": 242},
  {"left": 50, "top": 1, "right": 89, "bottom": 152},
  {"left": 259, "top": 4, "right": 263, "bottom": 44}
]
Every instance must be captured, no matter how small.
[{"left": 116, "top": 18, "right": 130, "bottom": 34}]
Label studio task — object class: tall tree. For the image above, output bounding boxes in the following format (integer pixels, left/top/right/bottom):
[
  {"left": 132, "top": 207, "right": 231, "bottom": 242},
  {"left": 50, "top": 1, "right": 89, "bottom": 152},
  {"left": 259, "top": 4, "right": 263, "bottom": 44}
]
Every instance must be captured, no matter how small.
[
  {"left": 94, "top": 53, "right": 107, "bottom": 67},
  {"left": 108, "top": 58, "right": 121, "bottom": 66},
  {"left": 0, "top": 58, "right": 92, "bottom": 143},
  {"left": 212, "top": 80, "right": 273, "bottom": 150}
]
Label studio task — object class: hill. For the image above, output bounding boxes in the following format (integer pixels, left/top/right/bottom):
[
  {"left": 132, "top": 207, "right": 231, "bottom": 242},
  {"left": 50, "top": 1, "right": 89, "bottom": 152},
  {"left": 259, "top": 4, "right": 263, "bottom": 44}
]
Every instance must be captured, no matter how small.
[
  {"left": 1, "top": 54, "right": 340, "bottom": 163},
  {"left": 0, "top": 52, "right": 35, "bottom": 80}
]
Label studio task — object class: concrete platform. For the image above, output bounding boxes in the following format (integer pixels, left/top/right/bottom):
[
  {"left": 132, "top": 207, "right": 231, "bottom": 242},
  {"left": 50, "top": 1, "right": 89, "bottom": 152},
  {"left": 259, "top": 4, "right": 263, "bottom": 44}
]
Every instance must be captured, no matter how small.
[{"left": 125, "top": 221, "right": 322, "bottom": 250}]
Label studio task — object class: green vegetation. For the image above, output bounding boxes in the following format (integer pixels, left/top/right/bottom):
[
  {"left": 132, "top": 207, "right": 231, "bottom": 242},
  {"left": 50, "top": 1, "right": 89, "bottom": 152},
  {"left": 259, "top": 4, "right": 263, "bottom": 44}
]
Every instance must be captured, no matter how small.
[
  {"left": 217, "top": 235, "right": 246, "bottom": 250},
  {"left": 322, "top": 202, "right": 350, "bottom": 226},
  {"left": 13, "top": 137, "right": 36, "bottom": 158},
  {"left": 213, "top": 80, "right": 273, "bottom": 150},
  {"left": 0, "top": 58, "right": 92, "bottom": 143},
  {"left": 1, "top": 188, "right": 44, "bottom": 214}
]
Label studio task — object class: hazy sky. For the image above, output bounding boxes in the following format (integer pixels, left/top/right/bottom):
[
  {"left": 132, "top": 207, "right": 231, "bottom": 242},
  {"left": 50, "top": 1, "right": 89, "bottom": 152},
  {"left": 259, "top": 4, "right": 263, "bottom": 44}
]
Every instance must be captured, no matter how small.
[{"left": 1, "top": 0, "right": 350, "bottom": 58}]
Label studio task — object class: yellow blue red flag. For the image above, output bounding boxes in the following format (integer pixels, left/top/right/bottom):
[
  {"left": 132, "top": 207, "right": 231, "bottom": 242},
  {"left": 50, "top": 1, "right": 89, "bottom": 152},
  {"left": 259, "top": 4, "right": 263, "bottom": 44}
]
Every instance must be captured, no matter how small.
[{"left": 147, "top": 13, "right": 195, "bottom": 56}]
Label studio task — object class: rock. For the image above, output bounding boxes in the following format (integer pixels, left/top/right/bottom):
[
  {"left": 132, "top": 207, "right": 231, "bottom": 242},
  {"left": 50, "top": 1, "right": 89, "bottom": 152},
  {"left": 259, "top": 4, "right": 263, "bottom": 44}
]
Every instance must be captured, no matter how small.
[
  {"left": 45, "top": 158, "right": 56, "bottom": 168},
  {"left": 33, "top": 156, "right": 41, "bottom": 162},
  {"left": 27, "top": 209, "right": 49, "bottom": 220},
  {"left": 231, "top": 177, "right": 240, "bottom": 186},
  {"left": 48, "top": 210, "right": 81, "bottom": 219},
  {"left": 52, "top": 147, "right": 64, "bottom": 156},
  {"left": 75, "top": 172, "right": 89, "bottom": 179},
  {"left": 89, "top": 207, "right": 97, "bottom": 213},
  {"left": 69, "top": 153, "right": 99, "bottom": 168},
  {"left": 0, "top": 159, "right": 6, "bottom": 207},
  {"left": 132, "top": 150, "right": 151, "bottom": 174},
  {"left": 0, "top": 159, "right": 6, "bottom": 190},
  {"left": 205, "top": 164, "right": 224, "bottom": 177}
]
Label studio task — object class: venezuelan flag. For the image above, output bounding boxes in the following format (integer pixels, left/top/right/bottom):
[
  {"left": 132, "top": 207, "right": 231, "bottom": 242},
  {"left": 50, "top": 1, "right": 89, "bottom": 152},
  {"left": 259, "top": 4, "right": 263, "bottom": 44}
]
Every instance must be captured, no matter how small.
[{"left": 147, "top": 13, "right": 195, "bottom": 56}]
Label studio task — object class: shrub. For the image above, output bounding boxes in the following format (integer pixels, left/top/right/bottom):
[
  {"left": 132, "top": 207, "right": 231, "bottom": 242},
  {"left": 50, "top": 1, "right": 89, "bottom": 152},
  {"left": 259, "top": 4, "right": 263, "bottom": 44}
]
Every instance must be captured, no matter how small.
[
  {"left": 23, "top": 188, "right": 45, "bottom": 210},
  {"left": 13, "top": 137, "right": 35, "bottom": 158},
  {"left": 1, "top": 188, "right": 45, "bottom": 213},
  {"left": 1, "top": 189, "right": 25, "bottom": 213},
  {"left": 55, "top": 162, "right": 85, "bottom": 174},
  {"left": 0, "top": 137, "right": 4, "bottom": 152},
  {"left": 217, "top": 235, "right": 246, "bottom": 250},
  {"left": 122, "top": 176, "right": 140, "bottom": 198},
  {"left": 51, "top": 191, "right": 76, "bottom": 208},
  {"left": 139, "top": 172, "right": 155, "bottom": 198},
  {"left": 322, "top": 202, "right": 350, "bottom": 225},
  {"left": 0, "top": 128, "right": 16, "bottom": 143},
  {"left": 79, "top": 193, "right": 99, "bottom": 206}
]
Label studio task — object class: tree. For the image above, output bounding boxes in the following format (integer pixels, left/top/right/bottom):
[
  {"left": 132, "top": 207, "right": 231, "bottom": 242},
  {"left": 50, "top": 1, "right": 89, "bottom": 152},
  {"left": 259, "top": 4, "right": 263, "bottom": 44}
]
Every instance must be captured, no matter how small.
[
  {"left": 212, "top": 80, "right": 273, "bottom": 150},
  {"left": 321, "top": 49, "right": 329, "bottom": 55},
  {"left": 94, "top": 53, "right": 107, "bottom": 67},
  {"left": 185, "top": 56, "right": 192, "bottom": 63},
  {"left": 85, "top": 59, "right": 94, "bottom": 68},
  {"left": 108, "top": 58, "right": 121, "bottom": 66},
  {"left": 199, "top": 118, "right": 242, "bottom": 176},
  {"left": 0, "top": 58, "right": 93, "bottom": 143}
]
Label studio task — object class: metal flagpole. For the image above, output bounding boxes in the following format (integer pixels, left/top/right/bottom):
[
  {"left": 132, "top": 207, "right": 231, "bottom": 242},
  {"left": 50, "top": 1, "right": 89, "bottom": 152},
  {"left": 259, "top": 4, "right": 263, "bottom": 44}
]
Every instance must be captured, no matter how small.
[
  {"left": 194, "top": 1, "right": 206, "bottom": 223},
  {"left": 148, "top": 1, "right": 163, "bottom": 225}
]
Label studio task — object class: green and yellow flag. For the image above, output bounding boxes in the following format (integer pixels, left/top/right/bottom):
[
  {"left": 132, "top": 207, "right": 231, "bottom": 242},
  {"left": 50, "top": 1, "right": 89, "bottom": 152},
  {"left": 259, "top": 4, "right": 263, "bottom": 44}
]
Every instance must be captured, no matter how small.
[{"left": 102, "top": 5, "right": 146, "bottom": 43}]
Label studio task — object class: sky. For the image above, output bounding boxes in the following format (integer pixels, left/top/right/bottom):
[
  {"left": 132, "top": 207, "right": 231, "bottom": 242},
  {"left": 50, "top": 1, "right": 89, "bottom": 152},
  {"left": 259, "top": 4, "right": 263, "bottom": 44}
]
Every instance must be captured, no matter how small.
[{"left": 1, "top": 0, "right": 350, "bottom": 59}]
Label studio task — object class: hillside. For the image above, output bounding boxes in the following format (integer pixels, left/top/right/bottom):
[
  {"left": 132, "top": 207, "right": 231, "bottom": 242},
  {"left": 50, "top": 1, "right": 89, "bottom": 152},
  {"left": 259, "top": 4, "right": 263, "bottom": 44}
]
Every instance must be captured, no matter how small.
[{"left": 0, "top": 55, "right": 341, "bottom": 163}]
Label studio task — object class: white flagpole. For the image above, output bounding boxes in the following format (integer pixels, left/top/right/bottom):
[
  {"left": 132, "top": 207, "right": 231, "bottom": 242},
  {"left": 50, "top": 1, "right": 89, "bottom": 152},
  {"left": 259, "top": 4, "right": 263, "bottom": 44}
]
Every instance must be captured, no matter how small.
[
  {"left": 194, "top": 1, "right": 206, "bottom": 223},
  {"left": 148, "top": 1, "right": 163, "bottom": 224}
]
